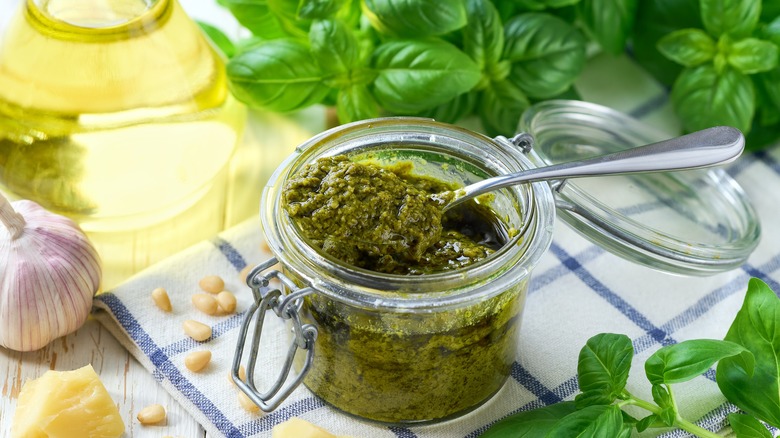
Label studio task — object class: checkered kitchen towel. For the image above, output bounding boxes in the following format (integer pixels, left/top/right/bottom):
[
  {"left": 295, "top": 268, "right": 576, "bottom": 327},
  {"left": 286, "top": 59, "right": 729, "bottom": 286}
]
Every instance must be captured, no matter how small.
[{"left": 93, "top": 60, "right": 780, "bottom": 438}]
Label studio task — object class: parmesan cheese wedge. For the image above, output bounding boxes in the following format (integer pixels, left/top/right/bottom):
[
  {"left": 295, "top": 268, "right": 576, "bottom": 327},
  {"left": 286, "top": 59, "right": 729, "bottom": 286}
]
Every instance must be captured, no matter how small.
[{"left": 12, "top": 364, "right": 124, "bottom": 438}]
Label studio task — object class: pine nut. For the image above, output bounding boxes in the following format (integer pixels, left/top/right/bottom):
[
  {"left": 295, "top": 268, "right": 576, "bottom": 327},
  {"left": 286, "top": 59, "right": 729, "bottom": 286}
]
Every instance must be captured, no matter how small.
[
  {"left": 151, "top": 288, "right": 172, "bottom": 312},
  {"left": 260, "top": 240, "right": 270, "bottom": 253},
  {"left": 184, "top": 350, "right": 211, "bottom": 372},
  {"left": 227, "top": 365, "right": 246, "bottom": 386},
  {"left": 199, "top": 275, "right": 224, "bottom": 294},
  {"left": 238, "top": 390, "right": 260, "bottom": 412},
  {"left": 216, "top": 291, "right": 237, "bottom": 314},
  {"left": 192, "top": 293, "right": 218, "bottom": 315},
  {"left": 182, "top": 320, "right": 211, "bottom": 341},
  {"left": 137, "top": 404, "right": 166, "bottom": 425}
]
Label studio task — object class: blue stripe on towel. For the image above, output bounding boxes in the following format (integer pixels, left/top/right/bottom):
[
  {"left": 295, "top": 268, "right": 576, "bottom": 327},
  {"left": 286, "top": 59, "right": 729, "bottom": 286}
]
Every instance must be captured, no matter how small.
[
  {"left": 389, "top": 427, "right": 419, "bottom": 438},
  {"left": 238, "top": 397, "right": 326, "bottom": 434},
  {"left": 96, "top": 293, "right": 245, "bottom": 438},
  {"left": 160, "top": 312, "right": 246, "bottom": 357},
  {"left": 510, "top": 362, "right": 562, "bottom": 405},
  {"left": 550, "top": 242, "right": 675, "bottom": 344},
  {"left": 212, "top": 236, "right": 248, "bottom": 271}
]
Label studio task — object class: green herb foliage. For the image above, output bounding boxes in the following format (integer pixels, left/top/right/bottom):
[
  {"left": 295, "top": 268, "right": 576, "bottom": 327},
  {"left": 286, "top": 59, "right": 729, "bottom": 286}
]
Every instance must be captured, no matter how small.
[
  {"left": 215, "top": 0, "right": 586, "bottom": 132},
  {"left": 481, "top": 278, "right": 780, "bottom": 437},
  {"left": 214, "top": 0, "right": 780, "bottom": 149},
  {"left": 717, "top": 278, "right": 780, "bottom": 428},
  {"left": 654, "top": 0, "right": 780, "bottom": 137}
]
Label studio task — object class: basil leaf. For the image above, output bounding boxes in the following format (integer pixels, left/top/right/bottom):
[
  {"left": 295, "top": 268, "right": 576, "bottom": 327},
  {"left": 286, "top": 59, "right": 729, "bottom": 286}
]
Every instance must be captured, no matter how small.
[
  {"left": 546, "top": 404, "right": 624, "bottom": 437},
  {"left": 763, "top": 0, "right": 780, "bottom": 22},
  {"left": 745, "top": 114, "right": 780, "bottom": 151},
  {"left": 264, "top": 0, "right": 310, "bottom": 37},
  {"left": 671, "top": 65, "right": 754, "bottom": 134},
  {"left": 269, "top": 0, "right": 308, "bottom": 25},
  {"left": 478, "top": 80, "right": 530, "bottom": 136},
  {"left": 309, "top": 19, "right": 358, "bottom": 74},
  {"left": 418, "top": 92, "right": 478, "bottom": 124},
  {"left": 577, "top": 0, "right": 637, "bottom": 55},
  {"left": 371, "top": 38, "right": 481, "bottom": 113},
  {"left": 297, "top": 0, "right": 343, "bottom": 19},
  {"left": 337, "top": 85, "right": 379, "bottom": 123},
  {"left": 218, "top": 0, "right": 288, "bottom": 39},
  {"left": 227, "top": 40, "right": 330, "bottom": 112},
  {"left": 657, "top": 29, "right": 716, "bottom": 68},
  {"left": 363, "top": 0, "right": 467, "bottom": 37},
  {"left": 645, "top": 339, "right": 753, "bottom": 385},
  {"left": 727, "top": 38, "right": 779, "bottom": 75},
  {"left": 761, "top": 16, "right": 780, "bottom": 47},
  {"left": 729, "top": 413, "right": 774, "bottom": 438},
  {"left": 717, "top": 278, "right": 780, "bottom": 428},
  {"left": 513, "top": 0, "right": 581, "bottom": 11},
  {"left": 574, "top": 333, "right": 633, "bottom": 407},
  {"left": 651, "top": 384, "right": 677, "bottom": 426},
  {"left": 503, "top": 13, "right": 586, "bottom": 99},
  {"left": 651, "top": 384, "right": 672, "bottom": 407},
  {"left": 759, "top": 69, "right": 780, "bottom": 112},
  {"left": 463, "top": 0, "right": 504, "bottom": 71},
  {"left": 197, "top": 21, "right": 236, "bottom": 58},
  {"left": 757, "top": 20, "right": 780, "bottom": 110},
  {"left": 636, "top": 414, "right": 663, "bottom": 432},
  {"left": 480, "top": 401, "right": 576, "bottom": 438},
  {"left": 632, "top": 0, "right": 702, "bottom": 86},
  {"left": 700, "top": 0, "right": 760, "bottom": 39},
  {"left": 620, "top": 410, "right": 638, "bottom": 427}
]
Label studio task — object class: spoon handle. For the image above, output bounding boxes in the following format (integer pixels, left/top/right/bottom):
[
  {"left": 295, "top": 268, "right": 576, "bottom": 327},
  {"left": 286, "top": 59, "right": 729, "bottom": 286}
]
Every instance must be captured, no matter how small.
[{"left": 444, "top": 126, "right": 744, "bottom": 211}]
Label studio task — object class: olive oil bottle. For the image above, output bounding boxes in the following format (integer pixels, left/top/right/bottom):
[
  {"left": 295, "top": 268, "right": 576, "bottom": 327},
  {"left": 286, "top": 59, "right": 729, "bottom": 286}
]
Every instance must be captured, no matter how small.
[
  {"left": 0, "top": 0, "right": 245, "bottom": 232},
  {"left": 0, "top": 0, "right": 249, "bottom": 287}
]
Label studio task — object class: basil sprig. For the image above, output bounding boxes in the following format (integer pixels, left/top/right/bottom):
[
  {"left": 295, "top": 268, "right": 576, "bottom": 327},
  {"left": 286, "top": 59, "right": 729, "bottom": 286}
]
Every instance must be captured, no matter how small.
[
  {"left": 204, "top": 0, "right": 780, "bottom": 150},
  {"left": 656, "top": 0, "right": 779, "bottom": 135},
  {"left": 482, "top": 278, "right": 780, "bottom": 438},
  {"left": 210, "top": 0, "right": 587, "bottom": 132}
]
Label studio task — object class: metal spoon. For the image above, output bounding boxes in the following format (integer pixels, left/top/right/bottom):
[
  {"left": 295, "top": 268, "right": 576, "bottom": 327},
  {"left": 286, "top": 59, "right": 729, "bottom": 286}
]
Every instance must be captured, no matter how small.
[{"left": 437, "top": 126, "right": 745, "bottom": 212}]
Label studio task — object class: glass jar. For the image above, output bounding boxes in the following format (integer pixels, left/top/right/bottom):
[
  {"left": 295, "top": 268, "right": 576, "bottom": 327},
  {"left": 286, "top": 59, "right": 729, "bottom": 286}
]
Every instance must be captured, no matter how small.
[
  {"left": 232, "top": 102, "right": 759, "bottom": 424},
  {"left": 234, "top": 117, "right": 556, "bottom": 423}
]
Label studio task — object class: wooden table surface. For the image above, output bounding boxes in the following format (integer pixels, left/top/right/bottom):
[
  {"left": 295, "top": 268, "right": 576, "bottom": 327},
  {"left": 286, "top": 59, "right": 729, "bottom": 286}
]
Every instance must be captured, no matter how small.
[{"left": 0, "top": 2, "right": 325, "bottom": 433}]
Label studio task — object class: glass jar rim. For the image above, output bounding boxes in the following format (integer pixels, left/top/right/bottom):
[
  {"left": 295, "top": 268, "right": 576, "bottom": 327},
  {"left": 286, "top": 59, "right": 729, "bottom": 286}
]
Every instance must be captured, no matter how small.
[{"left": 261, "top": 117, "right": 556, "bottom": 311}]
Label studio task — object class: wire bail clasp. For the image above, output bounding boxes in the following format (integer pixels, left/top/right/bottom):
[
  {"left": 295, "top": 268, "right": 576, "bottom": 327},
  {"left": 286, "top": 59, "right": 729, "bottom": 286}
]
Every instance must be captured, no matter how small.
[
  {"left": 231, "top": 258, "right": 317, "bottom": 412},
  {"left": 495, "top": 132, "right": 570, "bottom": 193}
]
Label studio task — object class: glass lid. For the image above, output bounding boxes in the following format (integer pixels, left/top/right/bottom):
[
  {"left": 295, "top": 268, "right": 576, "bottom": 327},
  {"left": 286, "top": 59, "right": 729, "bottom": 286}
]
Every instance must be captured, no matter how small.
[{"left": 517, "top": 100, "right": 760, "bottom": 276}]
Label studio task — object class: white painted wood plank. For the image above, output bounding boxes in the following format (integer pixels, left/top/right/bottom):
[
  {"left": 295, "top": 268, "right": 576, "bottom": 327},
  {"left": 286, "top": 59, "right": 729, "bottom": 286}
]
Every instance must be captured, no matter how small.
[{"left": 0, "top": 318, "right": 206, "bottom": 438}]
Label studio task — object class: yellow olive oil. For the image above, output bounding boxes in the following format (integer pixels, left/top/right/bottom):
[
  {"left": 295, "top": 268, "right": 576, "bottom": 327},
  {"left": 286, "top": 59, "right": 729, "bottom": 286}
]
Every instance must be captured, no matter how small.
[{"left": 0, "top": 0, "right": 246, "bottom": 232}]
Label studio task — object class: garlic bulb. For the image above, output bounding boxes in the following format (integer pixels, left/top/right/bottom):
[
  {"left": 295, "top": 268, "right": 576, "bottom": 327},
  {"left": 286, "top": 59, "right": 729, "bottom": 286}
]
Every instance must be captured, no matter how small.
[{"left": 0, "top": 193, "right": 101, "bottom": 351}]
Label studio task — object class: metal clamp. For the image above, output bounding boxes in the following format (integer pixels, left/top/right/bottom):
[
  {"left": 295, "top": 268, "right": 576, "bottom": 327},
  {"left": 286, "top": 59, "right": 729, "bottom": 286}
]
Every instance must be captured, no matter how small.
[
  {"left": 231, "top": 258, "right": 317, "bottom": 412},
  {"left": 496, "top": 132, "right": 569, "bottom": 193}
]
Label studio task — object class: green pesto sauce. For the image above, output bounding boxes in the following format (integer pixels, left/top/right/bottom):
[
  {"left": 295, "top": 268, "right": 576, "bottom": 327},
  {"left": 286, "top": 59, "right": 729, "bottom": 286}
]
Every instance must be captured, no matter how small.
[
  {"left": 283, "top": 155, "right": 525, "bottom": 423},
  {"left": 283, "top": 155, "right": 504, "bottom": 274},
  {"left": 298, "top": 277, "right": 525, "bottom": 423}
]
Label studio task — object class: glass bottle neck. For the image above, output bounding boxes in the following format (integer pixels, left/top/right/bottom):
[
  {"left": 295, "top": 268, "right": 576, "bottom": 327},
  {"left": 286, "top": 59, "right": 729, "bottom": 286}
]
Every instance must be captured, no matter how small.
[
  {"left": 26, "top": 0, "right": 170, "bottom": 39},
  {"left": 33, "top": 0, "right": 158, "bottom": 28}
]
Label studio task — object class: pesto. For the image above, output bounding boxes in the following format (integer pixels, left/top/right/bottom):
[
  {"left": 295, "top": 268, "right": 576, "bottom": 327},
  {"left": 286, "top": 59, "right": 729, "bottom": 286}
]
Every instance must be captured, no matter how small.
[
  {"left": 283, "top": 155, "right": 503, "bottom": 274},
  {"left": 299, "top": 278, "right": 525, "bottom": 423},
  {"left": 284, "top": 154, "right": 523, "bottom": 423}
]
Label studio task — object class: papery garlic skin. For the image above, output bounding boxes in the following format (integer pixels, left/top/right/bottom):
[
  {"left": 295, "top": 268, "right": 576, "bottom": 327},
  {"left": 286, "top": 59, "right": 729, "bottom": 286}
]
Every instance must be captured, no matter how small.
[{"left": 0, "top": 199, "right": 101, "bottom": 352}]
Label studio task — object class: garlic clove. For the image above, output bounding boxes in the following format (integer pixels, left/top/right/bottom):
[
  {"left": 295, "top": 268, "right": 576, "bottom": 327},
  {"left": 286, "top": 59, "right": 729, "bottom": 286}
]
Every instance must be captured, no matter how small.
[{"left": 0, "top": 195, "right": 101, "bottom": 352}]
